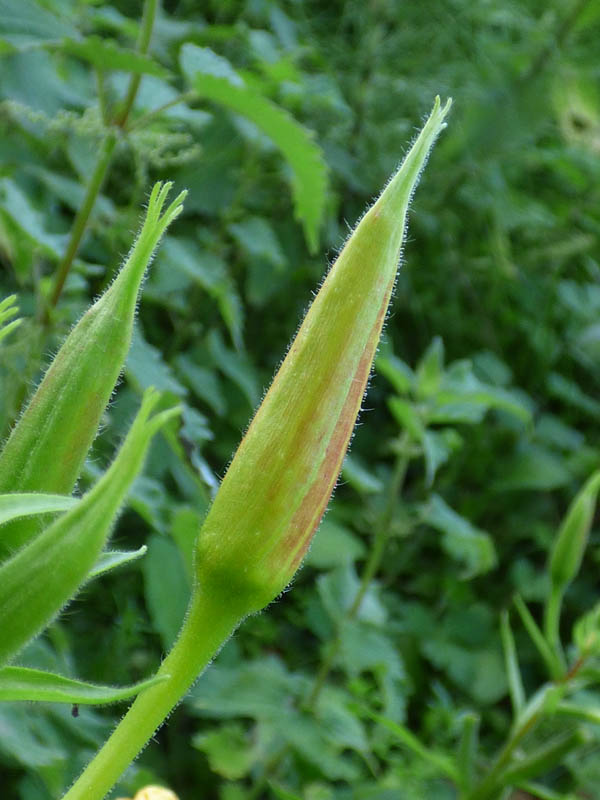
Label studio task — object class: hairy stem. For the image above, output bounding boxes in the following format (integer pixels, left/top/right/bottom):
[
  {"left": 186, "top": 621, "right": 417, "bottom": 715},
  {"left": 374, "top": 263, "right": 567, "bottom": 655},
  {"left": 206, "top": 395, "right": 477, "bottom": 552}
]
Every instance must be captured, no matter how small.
[
  {"left": 62, "top": 589, "right": 242, "bottom": 800},
  {"left": 48, "top": 133, "right": 117, "bottom": 309},
  {"left": 115, "top": 0, "right": 159, "bottom": 128}
]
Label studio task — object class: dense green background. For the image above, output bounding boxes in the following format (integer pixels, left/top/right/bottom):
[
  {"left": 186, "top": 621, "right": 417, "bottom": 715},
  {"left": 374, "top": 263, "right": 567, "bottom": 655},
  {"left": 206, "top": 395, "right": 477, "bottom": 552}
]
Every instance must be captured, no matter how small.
[{"left": 1, "top": 0, "right": 600, "bottom": 798}]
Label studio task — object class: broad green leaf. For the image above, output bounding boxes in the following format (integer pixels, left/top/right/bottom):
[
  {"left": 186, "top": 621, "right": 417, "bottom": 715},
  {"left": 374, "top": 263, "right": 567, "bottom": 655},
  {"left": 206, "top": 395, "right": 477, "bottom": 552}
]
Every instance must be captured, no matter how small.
[
  {"left": 0, "top": 389, "right": 180, "bottom": 667},
  {"left": 88, "top": 547, "right": 148, "bottom": 579},
  {"left": 156, "top": 238, "right": 243, "bottom": 348},
  {"left": 0, "top": 0, "right": 77, "bottom": 49},
  {"left": 192, "top": 723, "right": 255, "bottom": 780},
  {"left": 142, "top": 534, "right": 190, "bottom": 650},
  {"left": 0, "top": 177, "right": 65, "bottom": 258},
  {"left": 376, "top": 347, "right": 415, "bottom": 394},
  {"left": 341, "top": 455, "right": 385, "bottom": 494},
  {"left": 207, "top": 329, "right": 260, "bottom": 407},
  {"left": 0, "top": 666, "right": 167, "bottom": 704},
  {"left": 180, "top": 44, "right": 328, "bottom": 252},
  {"left": 0, "top": 493, "right": 77, "bottom": 526},
  {"left": 420, "top": 494, "right": 496, "bottom": 578},
  {"left": 495, "top": 444, "right": 572, "bottom": 492},
  {"left": 57, "top": 37, "right": 169, "bottom": 77},
  {"left": 126, "top": 326, "right": 187, "bottom": 397},
  {"left": 415, "top": 337, "right": 445, "bottom": 398},
  {"left": 304, "top": 519, "right": 366, "bottom": 569},
  {"left": 356, "top": 705, "right": 459, "bottom": 781},
  {"left": 229, "top": 216, "right": 286, "bottom": 268}
]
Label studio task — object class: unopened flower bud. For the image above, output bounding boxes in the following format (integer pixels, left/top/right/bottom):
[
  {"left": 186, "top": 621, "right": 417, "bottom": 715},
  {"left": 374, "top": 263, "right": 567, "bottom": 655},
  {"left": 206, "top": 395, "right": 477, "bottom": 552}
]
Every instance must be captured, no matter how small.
[{"left": 195, "top": 98, "right": 451, "bottom": 615}]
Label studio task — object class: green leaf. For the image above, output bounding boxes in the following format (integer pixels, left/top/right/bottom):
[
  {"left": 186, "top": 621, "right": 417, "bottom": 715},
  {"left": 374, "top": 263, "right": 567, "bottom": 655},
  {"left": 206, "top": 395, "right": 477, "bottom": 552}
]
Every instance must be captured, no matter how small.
[
  {"left": 500, "top": 609, "right": 525, "bottom": 715},
  {"left": 229, "top": 216, "right": 286, "bottom": 268},
  {"left": 415, "top": 337, "right": 445, "bottom": 397},
  {"left": 126, "top": 326, "right": 187, "bottom": 396},
  {"left": 419, "top": 494, "right": 497, "bottom": 577},
  {"left": 376, "top": 347, "right": 415, "bottom": 394},
  {"left": 0, "top": 666, "right": 167, "bottom": 704},
  {"left": 356, "top": 705, "right": 459, "bottom": 782},
  {"left": 0, "top": 389, "right": 180, "bottom": 666},
  {"left": 192, "top": 723, "right": 255, "bottom": 780},
  {"left": 495, "top": 444, "right": 572, "bottom": 492},
  {"left": 0, "top": 294, "right": 21, "bottom": 344},
  {"left": 88, "top": 547, "right": 148, "bottom": 580},
  {"left": 142, "top": 533, "right": 190, "bottom": 650},
  {"left": 180, "top": 44, "right": 328, "bottom": 252},
  {"left": 341, "top": 455, "right": 385, "bottom": 494},
  {"left": 0, "top": 493, "right": 77, "bottom": 526},
  {"left": 0, "top": 0, "right": 77, "bottom": 49},
  {"left": 305, "top": 519, "right": 366, "bottom": 569},
  {"left": 57, "top": 37, "right": 169, "bottom": 77}
]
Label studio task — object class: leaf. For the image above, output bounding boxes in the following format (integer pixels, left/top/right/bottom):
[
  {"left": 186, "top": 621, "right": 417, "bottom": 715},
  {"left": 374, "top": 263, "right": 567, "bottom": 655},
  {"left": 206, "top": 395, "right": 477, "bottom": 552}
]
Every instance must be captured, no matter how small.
[
  {"left": 0, "top": 0, "right": 77, "bottom": 49},
  {"left": 229, "top": 216, "right": 286, "bottom": 268},
  {"left": 207, "top": 329, "right": 260, "bottom": 407},
  {"left": 88, "top": 547, "right": 148, "bottom": 579},
  {"left": 356, "top": 705, "right": 459, "bottom": 781},
  {"left": 180, "top": 44, "right": 328, "bottom": 252},
  {"left": 304, "top": 519, "right": 366, "bottom": 569},
  {"left": 415, "top": 337, "right": 445, "bottom": 397},
  {"left": 0, "top": 389, "right": 179, "bottom": 666},
  {"left": 192, "top": 723, "right": 255, "bottom": 780},
  {"left": 126, "top": 327, "right": 187, "bottom": 397},
  {"left": 0, "top": 493, "right": 77, "bottom": 526},
  {"left": 376, "top": 347, "right": 415, "bottom": 394},
  {"left": 0, "top": 666, "right": 167, "bottom": 704},
  {"left": 495, "top": 444, "right": 572, "bottom": 491},
  {"left": 419, "top": 494, "right": 497, "bottom": 578},
  {"left": 0, "top": 294, "right": 21, "bottom": 344},
  {"left": 142, "top": 534, "right": 190, "bottom": 650},
  {"left": 58, "top": 37, "right": 169, "bottom": 77},
  {"left": 341, "top": 455, "right": 385, "bottom": 494}
]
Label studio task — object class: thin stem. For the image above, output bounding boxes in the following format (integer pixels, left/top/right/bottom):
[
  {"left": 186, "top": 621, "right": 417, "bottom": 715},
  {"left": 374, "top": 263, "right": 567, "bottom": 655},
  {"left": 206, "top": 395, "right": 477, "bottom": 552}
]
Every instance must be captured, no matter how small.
[
  {"left": 520, "top": 0, "right": 592, "bottom": 84},
  {"left": 305, "top": 435, "right": 411, "bottom": 709},
  {"left": 62, "top": 590, "right": 242, "bottom": 800},
  {"left": 115, "top": 0, "right": 159, "bottom": 128},
  {"left": 544, "top": 584, "right": 566, "bottom": 669},
  {"left": 48, "top": 133, "right": 117, "bottom": 309},
  {"left": 465, "top": 707, "right": 541, "bottom": 800},
  {"left": 127, "top": 90, "right": 198, "bottom": 132},
  {"left": 95, "top": 69, "right": 111, "bottom": 126}
]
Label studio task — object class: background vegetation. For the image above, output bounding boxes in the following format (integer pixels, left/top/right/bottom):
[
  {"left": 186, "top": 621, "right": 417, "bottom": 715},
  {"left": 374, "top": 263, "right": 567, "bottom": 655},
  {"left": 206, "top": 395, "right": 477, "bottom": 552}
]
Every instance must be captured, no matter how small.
[{"left": 1, "top": 0, "right": 600, "bottom": 798}]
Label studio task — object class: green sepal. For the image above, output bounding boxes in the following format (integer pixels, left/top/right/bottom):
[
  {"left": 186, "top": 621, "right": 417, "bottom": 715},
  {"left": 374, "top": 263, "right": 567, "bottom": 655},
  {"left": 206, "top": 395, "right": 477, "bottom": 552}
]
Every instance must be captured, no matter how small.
[
  {"left": 0, "top": 493, "right": 78, "bottom": 526},
  {"left": 0, "top": 388, "right": 180, "bottom": 667},
  {"left": 0, "top": 183, "right": 186, "bottom": 557},
  {"left": 0, "top": 665, "right": 168, "bottom": 705}
]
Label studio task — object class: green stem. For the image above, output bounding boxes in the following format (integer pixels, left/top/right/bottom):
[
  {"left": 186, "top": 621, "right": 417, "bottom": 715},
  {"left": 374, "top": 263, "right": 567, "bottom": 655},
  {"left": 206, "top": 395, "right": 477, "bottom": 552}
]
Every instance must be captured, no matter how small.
[
  {"left": 62, "top": 589, "right": 242, "bottom": 800},
  {"left": 465, "top": 711, "right": 540, "bottom": 800},
  {"left": 305, "top": 435, "right": 411, "bottom": 709},
  {"left": 127, "top": 90, "right": 198, "bottom": 132},
  {"left": 520, "top": 0, "right": 592, "bottom": 83},
  {"left": 543, "top": 584, "right": 564, "bottom": 663},
  {"left": 115, "top": 0, "right": 159, "bottom": 128},
  {"left": 49, "top": 133, "right": 117, "bottom": 309}
]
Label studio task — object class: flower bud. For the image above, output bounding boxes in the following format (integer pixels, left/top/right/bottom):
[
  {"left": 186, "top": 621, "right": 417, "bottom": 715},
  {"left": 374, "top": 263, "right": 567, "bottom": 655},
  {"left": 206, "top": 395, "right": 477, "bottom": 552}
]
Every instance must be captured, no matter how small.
[
  {"left": 0, "top": 184, "right": 185, "bottom": 557},
  {"left": 195, "top": 98, "right": 451, "bottom": 615},
  {"left": 549, "top": 470, "right": 600, "bottom": 593}
]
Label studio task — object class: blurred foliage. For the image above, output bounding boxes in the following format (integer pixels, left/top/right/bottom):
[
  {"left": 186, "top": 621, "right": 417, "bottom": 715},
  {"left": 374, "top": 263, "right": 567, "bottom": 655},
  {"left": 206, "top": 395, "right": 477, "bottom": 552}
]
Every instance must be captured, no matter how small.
[{"left": 2, "top": 0, "right": 600, "bottom": 798}]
